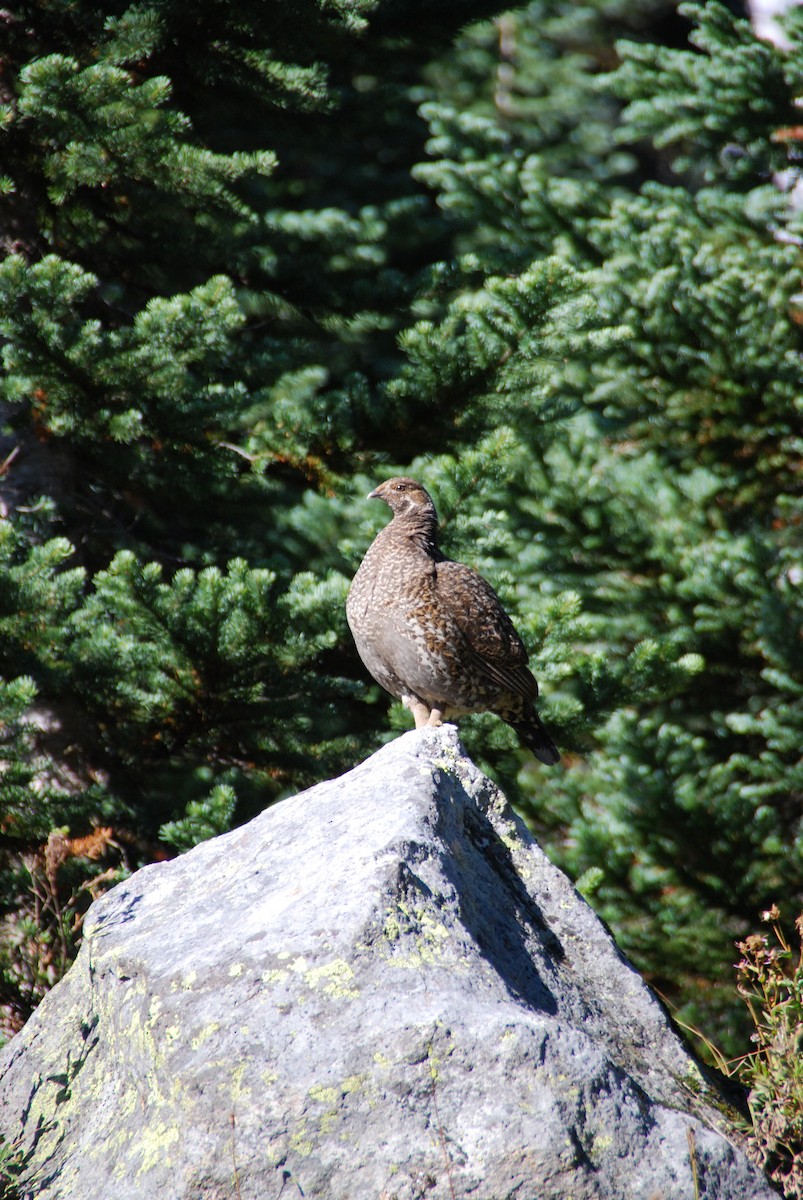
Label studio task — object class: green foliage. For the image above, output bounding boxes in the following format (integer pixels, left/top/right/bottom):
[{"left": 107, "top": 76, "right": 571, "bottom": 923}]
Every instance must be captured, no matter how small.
[
  {"left": 16, "top": 53, "right": 272, "bottom": 206},
  {"left": 389, "top": 258, "right": 605, "bottom": 428},
  {"left": 0, "top": 662, "right": 126, "bottom": 1031},
  {"left": 609, "top": 0, "right": 793, "bottom": 180},
  {"left": 0, "top": 676, "right": 41, "bottom": 804},
  {"left": 0, "top": 257, "right": 246, "bottom": 447},
  {"left": 0, "top": 1135, "right": 22, "bottom": 1200},
  {"left": 160, "top": 786, "right": 237, "bottom": 854}
]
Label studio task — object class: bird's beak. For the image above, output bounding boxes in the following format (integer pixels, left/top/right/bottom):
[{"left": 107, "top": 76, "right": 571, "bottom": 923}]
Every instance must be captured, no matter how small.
[{"left": 367, "top": 487, "right": 380, "bottom": 499}]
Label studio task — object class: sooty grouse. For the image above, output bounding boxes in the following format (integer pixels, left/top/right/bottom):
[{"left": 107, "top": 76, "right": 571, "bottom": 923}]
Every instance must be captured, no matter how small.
[{"left": 346, "top": 477, "right": 559, "bottom": 764}]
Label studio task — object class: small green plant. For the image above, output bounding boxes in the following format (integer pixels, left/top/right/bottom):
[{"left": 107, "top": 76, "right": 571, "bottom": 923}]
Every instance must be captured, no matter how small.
[
  {"left": 0, "top": 1137, "right": 23, "bottom": 1200},
  {"left": 736, "top": 906, "right": 803, "bottom": 1198}
]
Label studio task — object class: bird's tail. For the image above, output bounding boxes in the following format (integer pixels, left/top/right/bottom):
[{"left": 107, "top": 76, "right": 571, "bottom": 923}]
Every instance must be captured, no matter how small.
[{"left": 510, "top": 711, "right": 560, "bottom": 766}]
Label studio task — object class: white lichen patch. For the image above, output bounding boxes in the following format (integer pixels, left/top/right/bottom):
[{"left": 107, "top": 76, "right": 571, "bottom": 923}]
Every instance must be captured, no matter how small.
[
  {"left": 592, "top": 1132, "right": 614, "bottom": 1155},
  {"left": 383, "top": 912, "right": 402, "bottom": 941},
  {"left": 500, "top": 828, "right": 520, "bottom": 852},
  {"left": 134, "top": 1120, "right": 181, "bottom": 1176},
  {"left": 225, "top": 1061, "right": 253, "bottom": 1108},
  {"left": 320, "top": 1108, "right": 341, "bottom": 1135},
  {"left": 191, "top": 1021, "right": 221, "bottom": 1051},
  {"left": 381, "top": 903, "right": 454, "bottom": 970},
  {"left": 424, "top": 1029, "right": 456, "bottom": 1083},
  {"left": 303, "top": 1076, "right": 366, "bottom": 1140},
  {"left": 289, "top": 1128, "right": 314, "bottom": 1157},
  {"left": 264, "top": 1141, "right": 284, "bottom": 1166},
  {"left": 261, "top": 966, "right": 290, "bottom": 985},
  {"left": 304, "top": 958, "right": 359, "bottom": 999}
]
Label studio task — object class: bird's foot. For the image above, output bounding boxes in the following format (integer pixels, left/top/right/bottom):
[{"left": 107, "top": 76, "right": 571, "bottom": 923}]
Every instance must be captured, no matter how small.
[
  {"left": 403, "top": 695, "right": 432, "bottom": 729},
  {"left": 426, "top": 708, "right": 445, "bottom": 727}
]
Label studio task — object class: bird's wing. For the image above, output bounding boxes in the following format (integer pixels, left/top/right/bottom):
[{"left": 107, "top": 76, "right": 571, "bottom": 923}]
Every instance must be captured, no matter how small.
[{"left": 435, "top": 560, "right": 538, "bottom": 700}]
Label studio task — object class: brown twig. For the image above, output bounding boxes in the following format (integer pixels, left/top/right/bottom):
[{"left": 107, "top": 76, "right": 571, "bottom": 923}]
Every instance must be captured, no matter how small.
[
  {"left": 687, "top": 1127, "right": 700, "bottom": 1200},
  {"left": 230, "top": 1111, "right": 243, "bottom": 1200},
  {"left": 429, "top": 1063, "right": 457, "bottom": 1200}
]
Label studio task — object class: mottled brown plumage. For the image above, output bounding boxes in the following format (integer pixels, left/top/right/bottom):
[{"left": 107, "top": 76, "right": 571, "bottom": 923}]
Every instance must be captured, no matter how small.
[{"left": 346, "top": 477, "right": 559, "bottom": 764}]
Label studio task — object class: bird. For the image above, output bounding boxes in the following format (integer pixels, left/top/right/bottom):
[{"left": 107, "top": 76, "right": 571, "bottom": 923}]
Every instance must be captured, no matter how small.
[{"left": 346, "top": 477, "right": 559, "bottom": 764}]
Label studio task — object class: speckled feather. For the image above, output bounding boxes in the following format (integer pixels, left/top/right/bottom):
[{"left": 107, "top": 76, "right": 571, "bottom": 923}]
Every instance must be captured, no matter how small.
[{"left": 346, "top": 478, "right": 559, "bottom": 764}]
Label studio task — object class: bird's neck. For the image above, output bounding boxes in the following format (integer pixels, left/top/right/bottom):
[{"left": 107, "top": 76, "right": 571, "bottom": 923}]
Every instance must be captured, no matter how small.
[{"left": 388, "top": 511, "right": 440, "bottom": 556}]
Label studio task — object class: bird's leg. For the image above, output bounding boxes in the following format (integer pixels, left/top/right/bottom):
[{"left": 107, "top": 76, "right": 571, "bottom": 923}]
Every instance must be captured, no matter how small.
[
  {"left": 427, "top": 708, "right": 446, "bottom": 727},
  {"left": 402, "top": 695, "right": 431, "bottom": 729}
]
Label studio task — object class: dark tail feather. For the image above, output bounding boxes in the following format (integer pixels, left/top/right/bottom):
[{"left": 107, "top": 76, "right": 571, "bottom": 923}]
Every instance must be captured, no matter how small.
[{"left": 510, "top": 712, "right": 560, "bottom": 766}]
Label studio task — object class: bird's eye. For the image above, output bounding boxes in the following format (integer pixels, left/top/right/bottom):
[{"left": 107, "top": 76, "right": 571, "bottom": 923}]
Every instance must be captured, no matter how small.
[{"left": 394, "top": 482, "right": 407, "bottom": 491}]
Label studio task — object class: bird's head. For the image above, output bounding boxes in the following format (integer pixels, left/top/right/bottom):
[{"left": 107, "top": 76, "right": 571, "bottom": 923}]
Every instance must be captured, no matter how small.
[{"left": 368, "top": 477, "right": 437, "bottom": 522}]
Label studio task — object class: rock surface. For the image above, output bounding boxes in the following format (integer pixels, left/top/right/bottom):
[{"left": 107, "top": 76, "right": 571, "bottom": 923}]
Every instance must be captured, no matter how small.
[{"left": 0, "top": 726, "right": 774, "bottom": 1200}]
